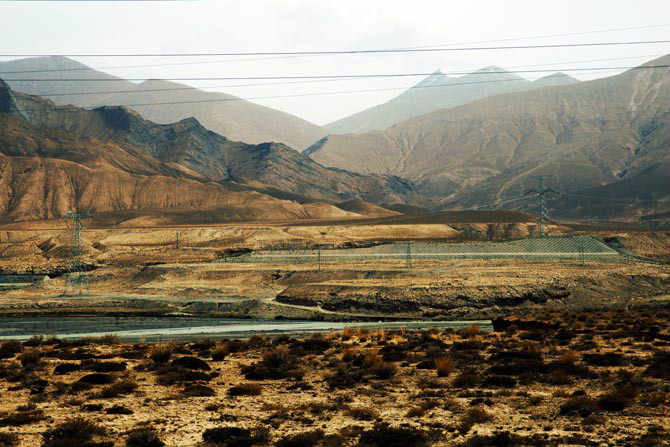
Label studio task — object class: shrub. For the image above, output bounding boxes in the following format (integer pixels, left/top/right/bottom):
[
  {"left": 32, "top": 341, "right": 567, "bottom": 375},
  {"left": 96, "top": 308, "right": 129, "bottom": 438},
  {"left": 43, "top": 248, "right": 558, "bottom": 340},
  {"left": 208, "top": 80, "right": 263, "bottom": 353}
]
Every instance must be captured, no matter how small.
[
  {"left": 77, "top": 373, "right": 115, "bottom": 385},
  {"left": 156, "top": 369, "right": 212, "bottom": 386},
  {"left": 96, "top": 334, "right": 120, "bottom": 345},
  {"left": 644, "top": 351, "right": 670, "bottom": 379},
  {"left": 106, "top": 405, "right": 133, "bottom": 415},
  {"left": 435, "top": 357, "right": 455, "bottom": 377},
  {"left": 24, "top": 335, "right": 44, "bottom": 347},
  {"left": 126, "top": 427, "right": 164, "bottom": 447},
  {"left": 242, "top": 347, "right": 304, "bottom": 380},
  {"left": 559, "top": 396, "right": 598, "bottom": 417},
  {"left": 99, "top": 379, "right": 138, "bottom": 398},
  {"left": 549, "top": 370, "right": 572, "bottom": 386},
  {"left": 597, "top": 385, "right": 637, "bottom": 412},
  {"left": 211, "top": 343, "right": 229, "bottom": 361},
  {"left": 582, "top": 353, "right": 625, "bottom": 367},
  {"left": 0, "top": 432, "right": 17, "bottom": 447},
  {"left": 18, "top": 350, "right": 42, "bottom": 368},
  {"left": 227, "top": 383, "right": 262, "bottom": 397},
  {"left": 275, "top": 429, "right": 324, "bottom": 447},
  {"left": 558, "top": 350, "right": 579, "bottom": 365},
  {"left": 460, "top": 431, "right": 550, "bottom": 447},
  {"left": 347, "top": 407, "right": 378, "bottom": 421},
  {"left": 0, "top": 341, "right": 23, "bottom": 359},
  {"left": 80, "top": 404, "right": 103, "bottom": 412},
  {"left": 357, "top": 423, "right": 428, "bottom": 447},
  {"left": 324, "top": 364, "right": 365, "bottom": 389},
  {"left": 454, "top": 369, "right": 479, "bottom": 388},
  {"left": 183, "top": 384, "right": 216, "bottom": 397},
  {"left": 463, "top": 407, "right": 493, "bottom": 424},
  {"left": 54, "top": 363, "right": 81, "bottom": 375},
  {"left": 482, "top": 375, "right": 517, "bottom": 388},
  {"left": 149, "top": 344, "right": 173, "bottom": 364},
  {"left": 202, "top": 426, "right": 253, "bottom": 447},
  {"left": 457, "top": 324, "right": 481, "bottom": 339},
  {"left": 171, "top": 356, "right": 211, "bottom": 371},
  {"left": 0, "top": 404, "right": 45, "bottom": 426},
  {"left": 362, "top": 353, "right": 397, "bottom": 379},
  {"left": 41, "top": 417, "right": 111, "bottom": 447}
]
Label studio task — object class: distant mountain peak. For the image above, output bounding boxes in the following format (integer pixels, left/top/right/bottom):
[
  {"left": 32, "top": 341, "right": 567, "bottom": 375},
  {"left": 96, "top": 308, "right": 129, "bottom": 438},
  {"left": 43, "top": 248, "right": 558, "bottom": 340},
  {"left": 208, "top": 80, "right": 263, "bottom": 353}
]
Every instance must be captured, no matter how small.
[
  {"left": 475, "top": 65, "right": 506, "bottom": 73},
  {"left": 532, "top": 72, "right": 580, "bottom": 87}
]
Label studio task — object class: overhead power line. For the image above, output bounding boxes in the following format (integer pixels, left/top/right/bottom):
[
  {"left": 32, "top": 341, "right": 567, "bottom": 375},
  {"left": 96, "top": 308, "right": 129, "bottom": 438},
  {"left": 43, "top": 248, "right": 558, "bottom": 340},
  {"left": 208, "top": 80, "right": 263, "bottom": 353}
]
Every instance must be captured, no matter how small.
[
  {"left": 14, "top": 65, "right": 668, "bottom": 113},
  {"left": 3, "top": 64, "right": 668, "bottom": 82},
  {"left": 7, "top": 55, "right": 663, "bottom": 98},
  {"left": 1, "top": 40, "right": 669, "bottom": 58},
  {"left": 0, "top": 23, "right": 667, "bottom": 73}
]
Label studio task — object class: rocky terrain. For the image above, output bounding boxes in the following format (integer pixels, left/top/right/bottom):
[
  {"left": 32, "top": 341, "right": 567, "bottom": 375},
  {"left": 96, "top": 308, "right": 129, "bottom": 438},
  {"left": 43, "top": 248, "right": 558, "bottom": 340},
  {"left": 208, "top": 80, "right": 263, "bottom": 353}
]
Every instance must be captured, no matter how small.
[
  {"left": 308, "top": 55, "right": 670, "bottom": 221},
  {"left": 0, "top": 80, "right": 421, "bottom": 222},
  {"left": 0, "top": 56, "right": 326, "bottom": 150},
  {"left": 0, "top": 308, "right": 669, "bottom": 447}
]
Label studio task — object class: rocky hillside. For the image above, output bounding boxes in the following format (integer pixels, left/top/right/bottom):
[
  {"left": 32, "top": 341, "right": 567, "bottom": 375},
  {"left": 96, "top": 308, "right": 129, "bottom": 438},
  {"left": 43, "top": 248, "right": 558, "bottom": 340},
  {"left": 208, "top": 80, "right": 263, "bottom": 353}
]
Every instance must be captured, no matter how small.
[
  {"left": 308, "top": 56, "right": 670, "bottom": 221},
  {"left": 0, "top": 113, "right": 360, "bottom": 223},
  {"left": 0, "top": 82, "right": 416, "bottom": 223},
  {"left": 325, "top": 67, "right": 578, "bottom": 134},
  {"left": 2, "top": 80, "right": 420, "bottom": 207},
  {"left": 0, "top": 56, "right": 326, "bottom": 150}
]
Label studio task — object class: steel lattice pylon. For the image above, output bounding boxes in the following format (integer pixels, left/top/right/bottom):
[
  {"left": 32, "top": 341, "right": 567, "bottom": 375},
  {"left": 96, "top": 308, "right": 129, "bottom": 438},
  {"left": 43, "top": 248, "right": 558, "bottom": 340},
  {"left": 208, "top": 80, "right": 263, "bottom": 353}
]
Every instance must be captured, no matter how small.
[
  {"left": 524, "top": 176, "right": 560, "bottom": 236},
  {"left": 63, "top": 210, "right": 92, "bottom": 296}
]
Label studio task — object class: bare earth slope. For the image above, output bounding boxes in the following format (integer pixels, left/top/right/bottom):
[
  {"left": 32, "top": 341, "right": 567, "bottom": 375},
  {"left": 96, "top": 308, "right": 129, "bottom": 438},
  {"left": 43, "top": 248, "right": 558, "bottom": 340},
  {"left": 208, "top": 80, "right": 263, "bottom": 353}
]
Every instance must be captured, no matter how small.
[
  {"left": 0, "top": 114, "right": 362, "bottom": 223},
  {"left": 0, "top": 56, "right": 326, "bottom": 150},
  {"left": 1, "top": 80, "right": 420, "bottom": 207},
  {"left": 308, "top": 56, "right": 670, "bottom": 220}
]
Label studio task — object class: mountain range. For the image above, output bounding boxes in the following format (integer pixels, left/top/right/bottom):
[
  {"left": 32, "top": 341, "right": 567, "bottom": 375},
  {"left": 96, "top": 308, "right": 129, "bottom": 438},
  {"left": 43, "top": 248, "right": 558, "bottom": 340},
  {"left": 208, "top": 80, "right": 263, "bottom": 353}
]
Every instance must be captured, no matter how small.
[
  {"left": 308, "top": 55, "right": 670, "bottom": 220},
  {"left": 1, "top": 54, "right": 668, "bottom": 223},
  {"left": 0, "top": 56, "right": 326, "bottom": 150},
  {"left": 325, "top": 67, "right": 578, "bottom": 134},
  {"left": 0, "top": 80, "right": 416, "bottom": 223}
]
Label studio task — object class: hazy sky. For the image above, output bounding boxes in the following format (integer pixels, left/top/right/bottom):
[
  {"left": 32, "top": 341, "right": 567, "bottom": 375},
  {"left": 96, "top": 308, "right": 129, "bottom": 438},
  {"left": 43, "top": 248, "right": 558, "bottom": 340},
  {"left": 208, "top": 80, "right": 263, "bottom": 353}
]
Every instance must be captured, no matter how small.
[{"left": 1, "top": 0, "right": 669, "bottom": 125}]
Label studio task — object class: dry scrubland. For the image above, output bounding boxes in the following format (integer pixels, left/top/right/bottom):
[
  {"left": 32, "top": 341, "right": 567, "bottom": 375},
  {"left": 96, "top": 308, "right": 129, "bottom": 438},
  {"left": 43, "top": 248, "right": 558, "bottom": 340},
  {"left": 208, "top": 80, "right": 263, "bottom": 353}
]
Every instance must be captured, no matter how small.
[
  {"left": 0, "top": 310, "right": 669, "bottom": 447},
  {"left": 0, "top": 222, "right": 668, "bottom": 320}
]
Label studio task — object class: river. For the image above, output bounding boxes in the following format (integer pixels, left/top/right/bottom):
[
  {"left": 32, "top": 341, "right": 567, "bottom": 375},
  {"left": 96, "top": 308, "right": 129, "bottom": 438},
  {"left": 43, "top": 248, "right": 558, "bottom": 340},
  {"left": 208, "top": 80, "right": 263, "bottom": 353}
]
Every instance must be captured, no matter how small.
[{"left": 0, "top": 317, "right": 491, "bottom": 342}]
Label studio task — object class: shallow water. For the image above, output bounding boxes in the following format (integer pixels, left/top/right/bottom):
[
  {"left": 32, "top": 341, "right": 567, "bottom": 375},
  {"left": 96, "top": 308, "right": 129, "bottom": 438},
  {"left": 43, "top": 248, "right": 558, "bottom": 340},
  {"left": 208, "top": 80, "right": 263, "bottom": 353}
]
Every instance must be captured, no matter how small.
[{"left": 0, "top": 317, "right": 491, "bottom": 342}]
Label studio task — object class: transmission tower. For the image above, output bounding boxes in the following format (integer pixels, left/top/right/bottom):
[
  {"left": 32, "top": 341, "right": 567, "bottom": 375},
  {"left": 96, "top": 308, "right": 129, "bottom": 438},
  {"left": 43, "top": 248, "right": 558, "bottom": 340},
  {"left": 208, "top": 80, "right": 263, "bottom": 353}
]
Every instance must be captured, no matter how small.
[
  {"left": 524, "top": 176, "right": 559, "bottom": 236},
  {"left": 63, "top": 210, "right": 92, "bottom": 296}
]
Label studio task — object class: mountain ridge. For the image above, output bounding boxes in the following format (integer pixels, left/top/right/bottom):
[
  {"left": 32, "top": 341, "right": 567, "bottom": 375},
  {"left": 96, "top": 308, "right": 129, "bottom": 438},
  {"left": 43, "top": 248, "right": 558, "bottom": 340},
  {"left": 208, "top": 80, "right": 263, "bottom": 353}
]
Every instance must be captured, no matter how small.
[
  {"left": 0, "top": 56, "right": 326, "bottom": 150},
  {"left": 309, "top": 55, "right": 670, "bottom": 221},
  {"left": 324, "top": 65, "right": 578, "bottom": 134}
]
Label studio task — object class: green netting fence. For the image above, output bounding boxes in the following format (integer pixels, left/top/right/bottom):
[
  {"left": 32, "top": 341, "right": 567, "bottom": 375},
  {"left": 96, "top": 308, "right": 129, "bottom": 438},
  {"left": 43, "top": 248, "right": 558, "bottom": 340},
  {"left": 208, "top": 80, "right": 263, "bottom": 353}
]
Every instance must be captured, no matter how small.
[{"left": 221, "top": 235, "right": 634, "bottom": 266}]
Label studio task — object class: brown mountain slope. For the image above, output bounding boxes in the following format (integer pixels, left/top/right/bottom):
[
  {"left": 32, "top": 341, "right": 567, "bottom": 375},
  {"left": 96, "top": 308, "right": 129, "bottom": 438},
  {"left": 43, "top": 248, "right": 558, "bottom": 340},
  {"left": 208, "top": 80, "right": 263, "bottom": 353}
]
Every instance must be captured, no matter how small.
[
  {"left": 0, "top": 56, "right": 326, "bottom": 150},
  {"left": 2, "top": 80, "right": 420, "bottom": 207},
  {"left": 334, "top": 199, "right": 400, "bottom": 217},
  {"left": 0, "top": 114, "right": 359, "bottom": 223},
  {"left": 308, "top": 55, "right": 670, "bottom": 220}
]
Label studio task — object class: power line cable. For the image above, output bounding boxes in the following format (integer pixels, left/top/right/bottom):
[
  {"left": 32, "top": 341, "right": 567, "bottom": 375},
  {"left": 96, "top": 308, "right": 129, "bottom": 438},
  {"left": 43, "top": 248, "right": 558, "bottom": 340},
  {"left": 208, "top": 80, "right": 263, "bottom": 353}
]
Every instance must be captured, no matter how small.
[
  {"left": 13, "top": 65, "right": 668, "bottom": 112},
  {"left": 4, "top": 64, "right": 668, "bottom": 82},
  {"left": 1, "top": 23, "right": 667, "bottom": 73},
  {"left": 1, "top": 39, "right": 669, "bottom": 58},
  {"left": 4, "top": 55, "right": 663, "bottom": 98}
]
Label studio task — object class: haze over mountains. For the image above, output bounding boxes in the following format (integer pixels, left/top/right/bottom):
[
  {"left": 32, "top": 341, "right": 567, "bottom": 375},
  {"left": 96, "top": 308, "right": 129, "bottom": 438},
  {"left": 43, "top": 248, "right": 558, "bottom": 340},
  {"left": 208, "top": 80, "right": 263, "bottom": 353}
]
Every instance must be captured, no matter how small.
[
  {"left": 0, "top": 56, "right": 326, "bottom": 150},
  {"left": 308, "top": 55, "right": 670, "bottom": 220},
  {"left": 325, "top": 67, "right": 579, "bottom": 134}
]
